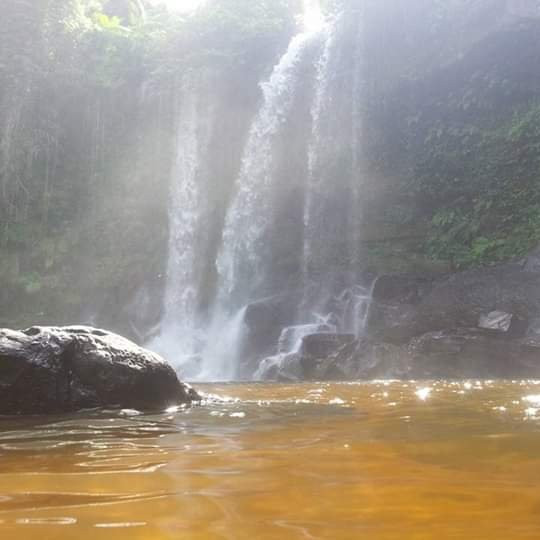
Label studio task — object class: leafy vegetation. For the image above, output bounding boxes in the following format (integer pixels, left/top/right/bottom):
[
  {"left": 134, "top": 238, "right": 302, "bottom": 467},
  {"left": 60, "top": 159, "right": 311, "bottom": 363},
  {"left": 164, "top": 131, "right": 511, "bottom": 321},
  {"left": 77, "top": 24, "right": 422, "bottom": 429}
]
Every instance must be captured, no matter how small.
[
  {"left": 1, "top": 0, "right": 539, "bottom": 330},
  {"left": 0, "top": 0, "right": 297, "bottom": 330},
  {"left": 363, "top": 5, "right": 540, "bottom": 271},
  {"left": 417, "top": 102, "right": 540, "bottom": 268}
]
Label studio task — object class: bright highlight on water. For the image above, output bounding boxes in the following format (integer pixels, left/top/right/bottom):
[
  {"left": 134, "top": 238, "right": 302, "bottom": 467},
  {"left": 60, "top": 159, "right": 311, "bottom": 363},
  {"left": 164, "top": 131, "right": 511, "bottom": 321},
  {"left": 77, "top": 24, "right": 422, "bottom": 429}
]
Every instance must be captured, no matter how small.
[{"left": 1, "top": 381, "right": 540, "bottom": 539}]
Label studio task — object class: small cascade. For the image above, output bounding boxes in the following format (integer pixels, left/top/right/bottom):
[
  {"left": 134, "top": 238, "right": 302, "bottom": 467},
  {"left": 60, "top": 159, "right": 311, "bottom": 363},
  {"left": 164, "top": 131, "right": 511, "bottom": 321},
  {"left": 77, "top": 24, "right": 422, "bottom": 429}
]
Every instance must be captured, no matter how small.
[
  {"left": 278, "top": 322, "right": 337, "bottom": 354},
  {"left": 255, "top": 279, "right": 375, "bottom": 381},
  {"left": 336, "top": 281, "right": 375, "bottom": 337}
]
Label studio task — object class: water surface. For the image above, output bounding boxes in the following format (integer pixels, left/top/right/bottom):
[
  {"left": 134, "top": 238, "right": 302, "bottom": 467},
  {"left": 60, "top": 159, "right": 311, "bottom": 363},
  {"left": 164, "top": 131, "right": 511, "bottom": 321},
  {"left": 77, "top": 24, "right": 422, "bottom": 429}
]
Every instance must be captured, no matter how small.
[{"left": 1, "top": 381, "right": 540, "bottom": 539}]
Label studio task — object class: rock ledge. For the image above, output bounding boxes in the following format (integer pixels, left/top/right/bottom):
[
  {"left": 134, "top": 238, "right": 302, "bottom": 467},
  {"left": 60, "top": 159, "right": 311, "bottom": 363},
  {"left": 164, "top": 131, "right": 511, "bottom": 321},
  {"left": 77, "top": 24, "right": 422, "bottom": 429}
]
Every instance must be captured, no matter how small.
[{"left": 0, "top": 326, "right": 200, "bottom": 415}]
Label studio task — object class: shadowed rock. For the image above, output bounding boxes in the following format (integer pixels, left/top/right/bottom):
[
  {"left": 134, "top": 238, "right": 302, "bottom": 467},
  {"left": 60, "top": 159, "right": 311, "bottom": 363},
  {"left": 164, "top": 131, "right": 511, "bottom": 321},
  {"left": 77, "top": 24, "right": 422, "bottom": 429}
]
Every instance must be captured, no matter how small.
[{"left": 0, "top": 326, "right": 200, "bottom": 415}]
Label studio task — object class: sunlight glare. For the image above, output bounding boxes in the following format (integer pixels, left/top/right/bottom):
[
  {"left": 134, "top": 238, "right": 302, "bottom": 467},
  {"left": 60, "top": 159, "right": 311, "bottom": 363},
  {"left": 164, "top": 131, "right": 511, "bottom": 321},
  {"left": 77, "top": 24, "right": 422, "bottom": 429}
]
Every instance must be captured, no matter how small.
[
  {"left": 303, "top": 0, "right": 324, "bottom": 32},
  {"left": 415, "top": 387, "right": 432, "bottom": 401},
  {"left": 150, "top": 0, "right": 205, "bottom": 13}
]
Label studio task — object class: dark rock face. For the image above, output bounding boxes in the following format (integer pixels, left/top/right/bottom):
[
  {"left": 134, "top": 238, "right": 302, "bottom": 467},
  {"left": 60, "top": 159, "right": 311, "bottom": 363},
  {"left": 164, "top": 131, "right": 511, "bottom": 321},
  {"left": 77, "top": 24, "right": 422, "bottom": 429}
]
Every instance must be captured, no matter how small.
[
  {"left": 371, "top": 274, "right": 433, "bottom": 305},
  {"left": 242, "top": 293, "right": 300, "bottom": 374},
  {"left": 0, "top": 326, "right": 200, "bottom": 415},
  {"left": 301, "top": 333, "right": 356, "bottom": 358},
  {"left": 407, "top": 327, "right": 540, "bottom": 379},
  {"left": 367, "top": 263, "right": 540, "bottom": 343},
  {"left": 248, "top": 247, "right": 540, "bottom": 382},
  {"left": 359, "top": 260, "right": 540, "bottom": 379}
]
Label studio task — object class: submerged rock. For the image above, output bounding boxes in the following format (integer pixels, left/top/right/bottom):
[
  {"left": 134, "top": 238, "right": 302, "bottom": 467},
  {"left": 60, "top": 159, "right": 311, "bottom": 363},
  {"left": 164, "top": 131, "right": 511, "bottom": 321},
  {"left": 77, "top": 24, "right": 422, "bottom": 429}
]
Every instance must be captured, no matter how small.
[{"left": 0, "top": 326, "right": 200, "bottom": 415}]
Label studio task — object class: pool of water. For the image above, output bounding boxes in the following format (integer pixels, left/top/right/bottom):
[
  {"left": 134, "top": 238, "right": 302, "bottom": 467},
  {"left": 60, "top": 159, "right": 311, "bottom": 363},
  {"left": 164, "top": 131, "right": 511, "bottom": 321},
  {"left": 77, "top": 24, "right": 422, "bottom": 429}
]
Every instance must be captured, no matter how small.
[{"left": 1, "top": 381, "right": 540, "bottom": 539}]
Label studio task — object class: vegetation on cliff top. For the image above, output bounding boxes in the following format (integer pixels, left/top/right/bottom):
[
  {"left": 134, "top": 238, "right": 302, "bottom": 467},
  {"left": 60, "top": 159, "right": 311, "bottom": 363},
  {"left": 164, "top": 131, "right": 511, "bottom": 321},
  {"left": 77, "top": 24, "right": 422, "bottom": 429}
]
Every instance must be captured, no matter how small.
[{"left": 0, "top": 0, "right": 297, "bottom": 330}]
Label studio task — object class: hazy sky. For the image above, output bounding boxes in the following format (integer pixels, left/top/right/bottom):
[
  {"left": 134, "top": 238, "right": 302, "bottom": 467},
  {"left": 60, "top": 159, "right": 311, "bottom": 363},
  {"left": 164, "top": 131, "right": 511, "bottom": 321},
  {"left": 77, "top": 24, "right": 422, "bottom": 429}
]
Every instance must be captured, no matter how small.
[{"left": 147, "top": 0, "right": 205, "bottom": 13}]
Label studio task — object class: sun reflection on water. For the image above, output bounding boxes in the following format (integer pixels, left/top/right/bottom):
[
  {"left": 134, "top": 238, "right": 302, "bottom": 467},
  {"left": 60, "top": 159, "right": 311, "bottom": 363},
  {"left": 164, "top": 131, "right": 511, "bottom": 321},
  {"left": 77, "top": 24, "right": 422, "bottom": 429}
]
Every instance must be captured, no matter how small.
[{"left": 2, "top": 381, "right": 540, "bottom": 539}]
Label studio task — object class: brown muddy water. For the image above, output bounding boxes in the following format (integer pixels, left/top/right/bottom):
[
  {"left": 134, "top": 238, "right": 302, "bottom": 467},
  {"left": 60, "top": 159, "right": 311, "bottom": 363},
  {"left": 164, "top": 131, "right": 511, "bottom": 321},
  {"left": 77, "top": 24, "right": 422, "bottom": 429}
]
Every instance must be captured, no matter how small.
[{"left": 1, "top": 381, "right": 540, "bottom": 539}]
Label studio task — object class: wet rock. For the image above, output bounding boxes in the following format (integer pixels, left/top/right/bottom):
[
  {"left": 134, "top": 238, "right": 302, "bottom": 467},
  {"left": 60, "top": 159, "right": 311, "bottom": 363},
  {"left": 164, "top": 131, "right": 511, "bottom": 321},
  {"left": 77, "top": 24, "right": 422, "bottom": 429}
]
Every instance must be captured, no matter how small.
[
  {"left": 526, "top": 317, "right": 540, "bottom": 338},
  {"left": 257, "top": 334, "right": 358, "bottom": 382},
  {"left": 301, "top": 333, "right": 356, "bottom": 358},
  {"left": 254, "top": 356, "right": 281, "bottom": 381},
  {"left": 524, "top": 244, "right": 540, "bottom": 272},
  {"left": 367, "top": 261, "right": 540, "bottom": 344},
  {"left": 299, "top": 337, "right": 413, "bottom": 381},
  {"left": 243, "top": 292, "right": 300, "bottom": 360},
  {"left": 478, "top": 311, "right": 513, "bottom": 332},
  {"left": 371, "top": 274, "right": 433, "bottom": 305},
  {"left": 408, "top": 328, "right": 540, "bottom": 378},
  {"left": 366, "top": 301, "right": 420, "bottom": 344},
  {"left": 356, "top": 341, "right": 413, "bottom": 380},
  {"left": 255, "top": 352, "right": 302, "bottom": 382},
  {"left": 301, "top": 338, "right": 361, "bottom": 380},
  {"left": 0, "top": 326, "right": 200, "bottom": 415},
  {"left": 278, "top": 323, "right": 335, "bottom": 354},
  {"left": 416, "top": 263, "right": 540, "bottom": 331}
]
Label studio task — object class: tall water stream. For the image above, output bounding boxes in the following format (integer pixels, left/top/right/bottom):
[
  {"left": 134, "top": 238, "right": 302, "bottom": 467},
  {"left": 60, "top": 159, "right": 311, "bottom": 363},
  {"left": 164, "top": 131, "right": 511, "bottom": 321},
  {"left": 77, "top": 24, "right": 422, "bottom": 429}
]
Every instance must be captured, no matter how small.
[{"left": 152, "top": 1, "right": 370, "bottom": 380}]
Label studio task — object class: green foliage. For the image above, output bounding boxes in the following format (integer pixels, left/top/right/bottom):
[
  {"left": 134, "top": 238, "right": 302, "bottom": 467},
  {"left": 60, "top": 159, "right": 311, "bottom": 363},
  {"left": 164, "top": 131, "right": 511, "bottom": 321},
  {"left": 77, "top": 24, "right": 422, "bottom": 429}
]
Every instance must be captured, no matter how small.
[
  {"left": 418, "top": 102, "right": 540, "bottom": 268},
  {"left": 0, "top": 0, "right": 298, "bottom": 326},
  {"left": 154, "top": 0, "right": 298, "bottom": 76},
  {"left": 93, "top": 12, "right": 126, "bottom": 32}
]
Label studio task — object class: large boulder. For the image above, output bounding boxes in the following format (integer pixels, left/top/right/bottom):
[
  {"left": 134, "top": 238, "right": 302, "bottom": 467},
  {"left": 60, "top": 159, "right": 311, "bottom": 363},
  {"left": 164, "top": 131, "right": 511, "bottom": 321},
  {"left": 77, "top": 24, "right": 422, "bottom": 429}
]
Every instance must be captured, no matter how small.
[{"left": 0, "top": 326, "right": 200, "bottom": 415}]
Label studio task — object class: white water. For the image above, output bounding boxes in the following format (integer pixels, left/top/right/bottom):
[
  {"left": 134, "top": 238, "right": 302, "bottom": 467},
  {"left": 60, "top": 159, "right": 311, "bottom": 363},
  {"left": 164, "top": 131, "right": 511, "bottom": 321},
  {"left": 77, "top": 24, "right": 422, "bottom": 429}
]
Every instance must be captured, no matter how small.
[
  {"left": 153, "top": 2, "right": 373, "bottom": 381},
  {"left": 197, "top": 307, "right": 247, "bottom": 381},
  {"left": 149, "top": 76, "right": 213, "bottom": 369},
  {"left": 217, "top": 20, "right": 324, "bottom": 308},
  {"left": 302, "top": 17, "right": 338, "bottom": 306},
  {"left": 349, "top": 5, "right": 365, "bottom": 269}
]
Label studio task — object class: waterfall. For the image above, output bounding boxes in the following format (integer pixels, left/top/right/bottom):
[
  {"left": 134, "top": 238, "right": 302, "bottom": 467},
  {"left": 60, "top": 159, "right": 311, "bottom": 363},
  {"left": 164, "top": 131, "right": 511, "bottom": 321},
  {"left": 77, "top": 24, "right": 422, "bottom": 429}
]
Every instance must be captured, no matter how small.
[
  {"left": 149, "top": 75, "right": 214, "bottom": 369},
  {"left": 301, "top": 6, "right": 368, "bottom": 319},
  {"left": 302, "top": 17, "right": 338, "bottom": 310},
  {"left": 349, "top": 5, "right": 364, "bottom": 271},
  {"left": 152, "top": 1, "right": 373, "bottom": 381},
  {"left": 217, "top": 19, "right": 324, "bottom": 310}
]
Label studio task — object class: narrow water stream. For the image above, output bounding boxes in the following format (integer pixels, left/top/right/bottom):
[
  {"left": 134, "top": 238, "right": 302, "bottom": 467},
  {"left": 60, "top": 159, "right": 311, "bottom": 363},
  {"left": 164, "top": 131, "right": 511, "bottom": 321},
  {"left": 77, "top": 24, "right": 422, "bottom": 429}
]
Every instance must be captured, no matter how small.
[{"left": 1, "top": 381, "right": 540, "bottom": 539}]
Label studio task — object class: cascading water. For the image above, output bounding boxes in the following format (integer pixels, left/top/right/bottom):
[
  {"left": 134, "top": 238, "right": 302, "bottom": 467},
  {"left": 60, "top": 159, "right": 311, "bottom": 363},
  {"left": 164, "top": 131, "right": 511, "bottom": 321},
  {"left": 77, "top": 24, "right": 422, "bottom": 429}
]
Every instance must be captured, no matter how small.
[
  {"left": 251, "top": 6, "right": 374, "bottom": 380},
  {"left": 349, "top": 4, "right": 365, "bottom": 271},
  {"left": 302, "top": 16, "right": 338, "bottom": 311},
  {"left": 152, "top": 1, "right": 373, "bottom": 381},
  {"left": 217, "top": 8, "right": 325, "bottom": 310},
  {"left": 302, "top": 8, "right": 366, "bottom": 304},
  {"left": 149, "top": 75, "right": 214, "bottom": 369}
]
